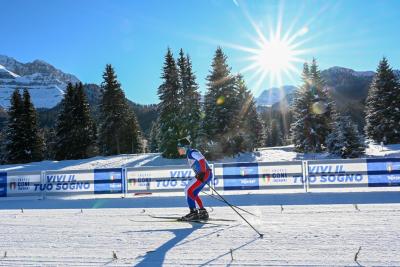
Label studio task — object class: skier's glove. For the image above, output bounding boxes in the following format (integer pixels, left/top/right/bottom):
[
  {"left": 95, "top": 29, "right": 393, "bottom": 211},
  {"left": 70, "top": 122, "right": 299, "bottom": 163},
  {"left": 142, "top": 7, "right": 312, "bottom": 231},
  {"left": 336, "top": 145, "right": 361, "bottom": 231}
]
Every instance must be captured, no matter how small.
[{"left": 195, "top": 172, "right": 206, "bottom": 182}]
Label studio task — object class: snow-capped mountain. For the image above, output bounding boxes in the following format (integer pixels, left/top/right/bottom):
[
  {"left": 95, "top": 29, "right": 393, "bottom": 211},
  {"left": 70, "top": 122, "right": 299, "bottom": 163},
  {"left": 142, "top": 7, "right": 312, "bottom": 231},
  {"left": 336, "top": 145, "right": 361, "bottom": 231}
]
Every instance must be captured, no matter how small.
[
  {"left": 0, "top": 55, "right": 80, "bottom": 109},
  {"left": 256, "top": 85, "right": 297, "bottom": 107}
]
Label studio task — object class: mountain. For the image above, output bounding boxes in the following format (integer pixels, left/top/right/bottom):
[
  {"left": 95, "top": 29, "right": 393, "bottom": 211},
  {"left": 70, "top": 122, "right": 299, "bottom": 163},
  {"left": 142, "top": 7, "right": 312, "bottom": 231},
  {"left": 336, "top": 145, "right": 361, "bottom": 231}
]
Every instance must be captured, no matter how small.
[
  {"left": 256, "top": 85, "right": 297, "bottom": 107},
  {"left": 0, "top": 55, "right": 80, "bottom": 109}
]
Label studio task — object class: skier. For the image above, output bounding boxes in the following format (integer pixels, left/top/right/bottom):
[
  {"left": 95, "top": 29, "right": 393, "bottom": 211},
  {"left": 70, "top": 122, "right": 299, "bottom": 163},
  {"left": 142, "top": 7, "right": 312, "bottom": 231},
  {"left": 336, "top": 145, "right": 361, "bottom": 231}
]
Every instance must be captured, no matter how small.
[{"left": 177, "top": 137, "right": 212, "bottom": 221}]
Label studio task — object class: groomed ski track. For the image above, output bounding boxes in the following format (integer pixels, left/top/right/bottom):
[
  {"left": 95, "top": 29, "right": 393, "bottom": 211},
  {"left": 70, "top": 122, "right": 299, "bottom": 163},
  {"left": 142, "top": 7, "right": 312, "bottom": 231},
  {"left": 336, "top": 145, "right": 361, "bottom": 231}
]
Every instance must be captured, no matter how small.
[{"left": 1, "top": 192, "right": 400, "bottom": 266}]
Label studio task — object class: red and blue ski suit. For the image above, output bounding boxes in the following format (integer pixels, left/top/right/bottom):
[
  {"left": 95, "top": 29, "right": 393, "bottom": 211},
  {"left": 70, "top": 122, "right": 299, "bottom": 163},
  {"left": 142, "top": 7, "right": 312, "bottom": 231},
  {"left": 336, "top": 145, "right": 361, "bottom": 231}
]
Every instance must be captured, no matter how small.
[{"left": 184, "top": 149, "right": 212, "bottom": 209}]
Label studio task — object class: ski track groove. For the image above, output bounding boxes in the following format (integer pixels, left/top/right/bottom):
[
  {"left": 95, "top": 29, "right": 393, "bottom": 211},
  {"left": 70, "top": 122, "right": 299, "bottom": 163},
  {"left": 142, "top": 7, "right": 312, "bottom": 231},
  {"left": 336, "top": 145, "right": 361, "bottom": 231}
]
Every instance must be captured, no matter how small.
[{"left": 0, "top": 205, "right": 399, "bottom": 266}]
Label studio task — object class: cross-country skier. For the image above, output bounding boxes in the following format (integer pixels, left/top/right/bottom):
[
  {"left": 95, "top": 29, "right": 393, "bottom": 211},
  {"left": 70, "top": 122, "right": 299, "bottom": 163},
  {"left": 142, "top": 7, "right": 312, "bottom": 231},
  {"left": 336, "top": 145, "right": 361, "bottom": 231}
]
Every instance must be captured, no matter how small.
[{"left": 177, "top": 137, "right": 212, "bottom": 221}]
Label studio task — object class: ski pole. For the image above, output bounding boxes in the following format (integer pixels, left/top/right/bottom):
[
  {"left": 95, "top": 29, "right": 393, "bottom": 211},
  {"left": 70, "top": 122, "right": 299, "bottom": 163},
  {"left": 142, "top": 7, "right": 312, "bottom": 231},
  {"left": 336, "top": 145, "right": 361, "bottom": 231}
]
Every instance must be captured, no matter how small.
[
  {"left": 201, "top": 190, "right": 260, "bottom": 217},
  {"left": 206, "top": 183, "right": 264, "bottom": 238}
]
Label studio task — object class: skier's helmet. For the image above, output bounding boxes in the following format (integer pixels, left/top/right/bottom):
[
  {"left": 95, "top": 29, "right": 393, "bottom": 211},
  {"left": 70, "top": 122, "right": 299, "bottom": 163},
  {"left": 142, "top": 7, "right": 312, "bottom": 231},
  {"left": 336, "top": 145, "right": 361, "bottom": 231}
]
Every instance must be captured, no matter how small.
[{"left": 177, "top": 137, "right": 191, "bottom": 149}]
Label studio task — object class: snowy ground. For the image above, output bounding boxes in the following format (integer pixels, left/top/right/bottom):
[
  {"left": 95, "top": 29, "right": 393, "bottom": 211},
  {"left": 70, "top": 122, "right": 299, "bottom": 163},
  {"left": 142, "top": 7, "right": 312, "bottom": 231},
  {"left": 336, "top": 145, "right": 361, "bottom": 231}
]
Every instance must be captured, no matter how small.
[
  {"left": 1, "top": 145, "right": 400, "bottom": 266},
  {"left": 0, "top": 193, "right": 400, "bottom": 266},
  {"left": 1, "top": 143, "right": 399, "bottom": 172}
]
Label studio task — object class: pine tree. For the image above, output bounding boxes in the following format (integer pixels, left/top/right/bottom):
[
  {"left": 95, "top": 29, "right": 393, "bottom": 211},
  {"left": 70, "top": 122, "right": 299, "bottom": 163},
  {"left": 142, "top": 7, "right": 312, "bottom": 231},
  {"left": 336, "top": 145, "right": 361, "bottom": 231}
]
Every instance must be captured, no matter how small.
[
  {"left": 99, "top": 64, "right": 142, "bottom": 155},
  {"left": 55, "top": 83, "right": 97, "bottom": 160},
  {"left": 290, "top": 63, "right": 314, "bottom": 152},
  {"left": 235, "top": 74, "right": 262, "bottom": 151},
  {"left": 365, "top": 57, "right": 400, "bottom": 144},
  {"left": 149, "top": 120, "right": 160, "bottom": 152},
  {"left": 55, "top": 83, "right": 75, "bottom": 160},
  {"left": 291, "top": 59, "right": 333, "bottom": 152},
  {"left": 71, "top": 83, "right": 98, "bottom": 158},
  {"left": 203, "top": 47, "right": 239, "bottom": 158},
  {"left": 327, "top": 115, "right": 365, "bottom": 158},
  {"left": 270, "top": 119, "right": 283, "bottom": 146},
  {"left": 157, "top": 48, "right": 181, "bottom": 158},
  {"left": 20, "top": 89, "right": 44, "bottom": 162},
  {"left": 177, "top": 50, "right": 201, "bottom": 146},
  {"left": 5, "top": 89, "right": 25, "bottom": 163},
  {"left": 123, "top": 109, "right": 143, "bottom": 154}
]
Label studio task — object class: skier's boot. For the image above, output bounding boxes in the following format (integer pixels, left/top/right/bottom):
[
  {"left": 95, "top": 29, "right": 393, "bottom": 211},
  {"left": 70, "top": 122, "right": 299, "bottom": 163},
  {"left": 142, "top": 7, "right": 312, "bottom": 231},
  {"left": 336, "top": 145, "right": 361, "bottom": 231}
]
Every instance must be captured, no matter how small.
[
  {"left": 180, "top": 208, "right": 199, "bottom": 221},
  {"left": 198, "top": 208, "right": 209, "bottom": 220}
]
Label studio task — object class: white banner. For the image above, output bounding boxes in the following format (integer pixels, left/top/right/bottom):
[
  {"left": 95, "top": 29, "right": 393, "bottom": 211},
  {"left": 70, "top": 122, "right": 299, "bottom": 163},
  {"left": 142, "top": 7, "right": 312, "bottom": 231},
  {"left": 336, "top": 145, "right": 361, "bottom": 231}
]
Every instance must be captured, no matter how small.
[
  {"left": 7, "top": 172, "right": 42, "bottom": 196},
  {"left": 42, "top": 171, "right": 94, "bottom": 193},
  {"left": 127, "top": 165, "right": 213, "bottom": 192},
  {"left": 259, "top": 162, "right": 303, "bottom": 187},
  {"left": 307, "top": 160, "right": 368, "bottom": 186}
]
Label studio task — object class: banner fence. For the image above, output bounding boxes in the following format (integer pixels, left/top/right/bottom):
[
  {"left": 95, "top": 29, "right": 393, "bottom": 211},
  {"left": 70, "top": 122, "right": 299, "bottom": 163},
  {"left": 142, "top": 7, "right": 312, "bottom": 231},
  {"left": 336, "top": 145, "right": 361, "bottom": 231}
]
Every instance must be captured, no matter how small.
[{"left": 0, "top": 157, "right": 399, "bottom": 199}]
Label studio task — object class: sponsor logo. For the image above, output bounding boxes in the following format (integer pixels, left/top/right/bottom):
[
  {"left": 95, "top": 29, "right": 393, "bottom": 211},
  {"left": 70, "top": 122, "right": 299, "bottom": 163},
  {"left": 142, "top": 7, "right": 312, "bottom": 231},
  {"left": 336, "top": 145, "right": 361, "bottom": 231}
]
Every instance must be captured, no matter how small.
[
  {"left": 262, "top": 174, "right": 271, "bottom": 184},
  {"left": 9, "top": 177, "right": 30, "bottom": 191}
]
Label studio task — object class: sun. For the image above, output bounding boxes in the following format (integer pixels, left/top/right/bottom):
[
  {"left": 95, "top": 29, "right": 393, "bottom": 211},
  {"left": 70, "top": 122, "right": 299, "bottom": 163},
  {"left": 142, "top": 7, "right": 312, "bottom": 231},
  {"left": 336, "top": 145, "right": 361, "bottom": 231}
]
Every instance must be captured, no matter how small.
[
  {"left": 238, "top": 24, "right": 309, "bottom": 92},
  {"left": 255, "top": 38, "right": 294, "bottom": 75}
]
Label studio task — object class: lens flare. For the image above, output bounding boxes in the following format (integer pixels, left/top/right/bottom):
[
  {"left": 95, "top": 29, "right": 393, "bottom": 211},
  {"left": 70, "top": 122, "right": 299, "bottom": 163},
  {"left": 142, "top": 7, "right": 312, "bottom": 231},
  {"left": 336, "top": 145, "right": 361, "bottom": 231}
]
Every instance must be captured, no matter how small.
[{"left": 216, "top": 96, "right": 225, "bottom": 105}]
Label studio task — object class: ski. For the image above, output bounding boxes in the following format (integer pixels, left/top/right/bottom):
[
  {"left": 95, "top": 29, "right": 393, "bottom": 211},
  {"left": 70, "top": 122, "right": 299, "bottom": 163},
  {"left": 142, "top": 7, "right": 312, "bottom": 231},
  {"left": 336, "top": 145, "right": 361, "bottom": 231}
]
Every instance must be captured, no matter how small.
[
  {"left": 129, "top": 218, "right": 228, "bottom": 226},
  {"left": 148, "top": 214, "right": 236, "bottom": 222}
]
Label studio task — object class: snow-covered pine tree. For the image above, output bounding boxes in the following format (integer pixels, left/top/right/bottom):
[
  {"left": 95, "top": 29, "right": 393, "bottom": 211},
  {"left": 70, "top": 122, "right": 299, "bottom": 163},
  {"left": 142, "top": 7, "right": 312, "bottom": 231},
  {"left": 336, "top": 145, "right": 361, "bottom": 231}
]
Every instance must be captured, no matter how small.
[
  {"left": 99, "top": 64, "right": 142, "bottom": 155},
  {"left": 327, "top": 115, "right": 365, "bottom": 158},
  {"left": 365, "top": 57, "right": 400, "bottom": 144},
  {"left": 308, "top": 58, "right": 333, "bottom": 151},
  {"left": 177, "top": 49, "right": 201, "bottom": 147},
  {"left": 5, "top": 89, "right": 25, "bottom": 163},
  {"left": 290, "top": 63, "right": 314, "bottom": 152},
  {"left": 291, "top": 59, "right": 332, "bottom": 152},
  {"left": 20, "top": 89, "right": 44, "bottom": 162},
  {"left": 157, "top": 48, "right": 181, "bottom": 158},
  {"left": 203, "top": 47, "right": 239, "bottom": 158},
  {"left": 235, "top": 74, "right": 262, "bottom": 151}
]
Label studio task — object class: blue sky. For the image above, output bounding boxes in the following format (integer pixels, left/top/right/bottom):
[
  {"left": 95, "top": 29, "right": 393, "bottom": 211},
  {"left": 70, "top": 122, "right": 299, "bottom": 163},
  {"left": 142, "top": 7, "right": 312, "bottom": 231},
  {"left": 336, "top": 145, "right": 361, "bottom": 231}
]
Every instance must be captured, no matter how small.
[{"left": 1, "top": 0, "right": 400, "bottom": 104}]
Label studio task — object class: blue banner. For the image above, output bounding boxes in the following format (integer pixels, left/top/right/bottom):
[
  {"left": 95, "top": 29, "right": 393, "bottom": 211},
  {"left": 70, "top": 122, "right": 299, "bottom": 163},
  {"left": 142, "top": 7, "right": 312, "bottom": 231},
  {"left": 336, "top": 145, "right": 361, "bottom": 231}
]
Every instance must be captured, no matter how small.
[
  {"left": 367, "top": 158, "right": 400, "bottom": 187},
  {"left": 94, "top": 168, "right": 123, "bottom": 194},
  {"left": 0, "top": 172, "right": 6, "bottom": 197},
  {"left": 222, "top": 163, "right": 260, "bottom": 190}
]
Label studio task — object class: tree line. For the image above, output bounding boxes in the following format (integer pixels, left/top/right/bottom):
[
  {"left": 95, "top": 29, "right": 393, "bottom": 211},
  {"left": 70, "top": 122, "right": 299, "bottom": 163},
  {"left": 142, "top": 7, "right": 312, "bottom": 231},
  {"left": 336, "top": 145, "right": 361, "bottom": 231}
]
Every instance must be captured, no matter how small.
[
  {"left": 1, "top": 50, "right": 399, "bottom": 163},
  {"left": 1, "top": 65, "right": 142, "bottom": 164},
  {"left": 150, "top": 47, "right": 262, "bottom": 159},
  {"left": 290, "top": 57, "right": 400, "bottom": 158}
]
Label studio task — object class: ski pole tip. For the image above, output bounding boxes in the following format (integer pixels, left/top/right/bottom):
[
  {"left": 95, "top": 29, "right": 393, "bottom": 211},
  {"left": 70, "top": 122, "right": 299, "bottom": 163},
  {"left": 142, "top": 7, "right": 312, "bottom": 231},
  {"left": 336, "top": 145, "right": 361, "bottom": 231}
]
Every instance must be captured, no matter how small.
[{"left": 259, "top": 233, "right": 264, "bottom": 239}]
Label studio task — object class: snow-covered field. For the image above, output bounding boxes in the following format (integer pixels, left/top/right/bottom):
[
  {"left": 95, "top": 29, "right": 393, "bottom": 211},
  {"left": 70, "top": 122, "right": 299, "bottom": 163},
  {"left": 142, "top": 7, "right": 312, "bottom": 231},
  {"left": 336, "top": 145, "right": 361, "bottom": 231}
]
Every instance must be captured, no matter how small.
[
  {"left": 0, "top": 193, "right": 400, "bottom": 266},
  {"left": 1, "top": 143, "right": 400, "bottom": 172},
  {"left": 1, "top": 145, "right": 400, "bottom": 266}
]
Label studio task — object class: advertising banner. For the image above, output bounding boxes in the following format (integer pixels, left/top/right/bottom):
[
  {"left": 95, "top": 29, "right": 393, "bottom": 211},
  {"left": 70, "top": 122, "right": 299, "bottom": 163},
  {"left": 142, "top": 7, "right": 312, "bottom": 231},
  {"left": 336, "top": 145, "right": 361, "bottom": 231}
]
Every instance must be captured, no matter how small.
[
  {"left": 94, "top": 168, "right": 123, "bottom": 194},
  {"left": 127, "top": 166, "right": 205, "bottom": 193},
  {"left": 221, "top": 163, "right": 260, "bottom": 190},
  {"left": 42, "top": 170, "right": 94, "bottom": 194},
  {"left": 307, "top": 159, "right": 368, "bottom": 187},
  {"left": 258, "top": 161, "right": 303, "bottom": 188},
  {"left": 0, "top": 172, "right": 6, "bottom": 197},
  {"left": 7, "top": 172, "right": 42, "bottom": 196},
  {"left": 367, "top": 158, "right": 400, "bottom": 187}
]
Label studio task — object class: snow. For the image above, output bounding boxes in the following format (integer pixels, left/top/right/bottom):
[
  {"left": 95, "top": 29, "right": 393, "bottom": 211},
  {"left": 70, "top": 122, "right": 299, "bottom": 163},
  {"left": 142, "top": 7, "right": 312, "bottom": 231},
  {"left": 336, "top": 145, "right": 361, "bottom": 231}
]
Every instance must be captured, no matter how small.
[
  {"left": 0, "top": 194, "right": 400, "bottom": 266},
  {"left": 1, "top": 144, "right": 399, "bottom": 172},
  {"left": 1, "top": 145, "right": 400, "bottom": 265},
  {"left": 0, "top": 56, "right": 80, "bottom": 109},
  {"left": 0, "top": 64, "right": 20, "bottom": 78}
]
